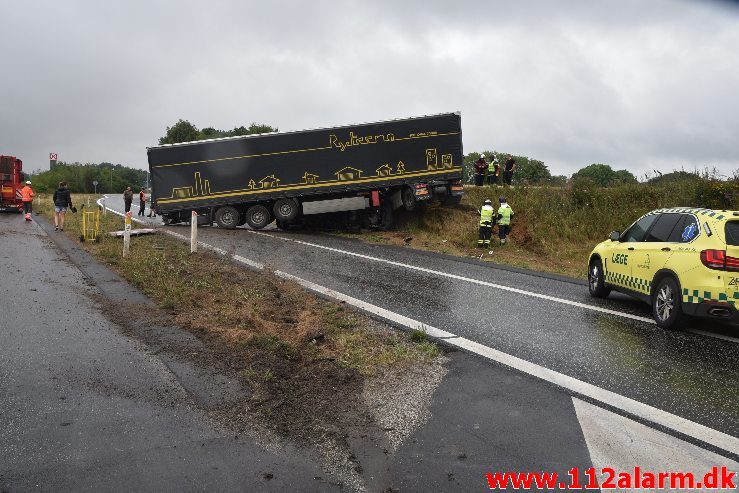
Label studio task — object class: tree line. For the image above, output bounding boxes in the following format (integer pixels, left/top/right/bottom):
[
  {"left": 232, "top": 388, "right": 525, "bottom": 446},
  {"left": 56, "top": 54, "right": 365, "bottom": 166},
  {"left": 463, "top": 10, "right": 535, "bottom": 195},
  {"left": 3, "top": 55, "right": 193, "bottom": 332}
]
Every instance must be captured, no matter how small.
[
  {"left": 29, "top": 118, "right": 730, "bottom": 194},
  {"left": 29, "top": 162, "right": 148, "bottom": 194}
]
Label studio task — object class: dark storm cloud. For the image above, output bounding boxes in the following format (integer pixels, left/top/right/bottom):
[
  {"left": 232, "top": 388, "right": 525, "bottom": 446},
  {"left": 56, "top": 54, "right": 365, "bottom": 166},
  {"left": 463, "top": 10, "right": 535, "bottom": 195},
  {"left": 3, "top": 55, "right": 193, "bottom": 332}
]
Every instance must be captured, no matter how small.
[{"left": 1, "top": 0, "right": 737, "bottom": 177}]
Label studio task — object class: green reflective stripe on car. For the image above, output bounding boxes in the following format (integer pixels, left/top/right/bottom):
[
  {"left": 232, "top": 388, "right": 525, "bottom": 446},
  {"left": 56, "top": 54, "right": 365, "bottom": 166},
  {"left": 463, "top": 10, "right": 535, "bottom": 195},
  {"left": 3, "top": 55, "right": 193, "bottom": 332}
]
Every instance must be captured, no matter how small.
[
  {"left": 606, "top": 272, "right": 652, "bottom": 293},
  {"left": 682, "top": 287, "right": 735, "bottom": 306}
]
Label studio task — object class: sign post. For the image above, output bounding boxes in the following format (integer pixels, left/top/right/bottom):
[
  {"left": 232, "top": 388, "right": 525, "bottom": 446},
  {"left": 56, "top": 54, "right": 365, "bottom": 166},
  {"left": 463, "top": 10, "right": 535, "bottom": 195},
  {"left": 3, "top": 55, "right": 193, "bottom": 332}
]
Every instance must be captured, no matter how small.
[
  {"left": 49, "top": 153, "right": 57, "bottom": 169},
  {"left": 191, "top": 211, "right": 198, "bottom": 253},
  {"left": 123, "top": 212, "right": 132, "bottom": 257},
  {"left": 93, "top": 180, "right": 98, "bottom": 195}
]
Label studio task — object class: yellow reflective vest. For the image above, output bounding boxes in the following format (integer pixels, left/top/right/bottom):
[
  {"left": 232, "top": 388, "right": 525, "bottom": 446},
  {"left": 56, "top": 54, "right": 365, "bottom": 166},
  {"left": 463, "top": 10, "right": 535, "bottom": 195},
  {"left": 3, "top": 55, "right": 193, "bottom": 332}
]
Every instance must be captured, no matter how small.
[
  {"left": 479, "top": 205, "right": 494, "bottom": 226},
  {"left": 497, "top": 204, "right": 513, "bottom": 225}
]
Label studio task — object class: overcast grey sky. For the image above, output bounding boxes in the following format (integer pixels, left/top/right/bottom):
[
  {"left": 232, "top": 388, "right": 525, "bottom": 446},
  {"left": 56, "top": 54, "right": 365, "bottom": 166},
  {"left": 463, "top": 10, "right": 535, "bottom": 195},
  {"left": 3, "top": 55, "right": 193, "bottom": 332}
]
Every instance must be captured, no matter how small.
[{"left": 2, "top": 0, "right": 738, "bottom": 178}]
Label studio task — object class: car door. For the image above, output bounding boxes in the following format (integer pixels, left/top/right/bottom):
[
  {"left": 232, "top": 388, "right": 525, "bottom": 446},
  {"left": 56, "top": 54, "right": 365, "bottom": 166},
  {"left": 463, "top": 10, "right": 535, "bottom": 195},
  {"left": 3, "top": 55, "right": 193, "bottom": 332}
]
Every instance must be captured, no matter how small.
[
  {"left": 605, "top": 213, "right": 658, "bottom": 290},
  {"left": 629, "top": 213, "right": 683, "bottom": 296}
]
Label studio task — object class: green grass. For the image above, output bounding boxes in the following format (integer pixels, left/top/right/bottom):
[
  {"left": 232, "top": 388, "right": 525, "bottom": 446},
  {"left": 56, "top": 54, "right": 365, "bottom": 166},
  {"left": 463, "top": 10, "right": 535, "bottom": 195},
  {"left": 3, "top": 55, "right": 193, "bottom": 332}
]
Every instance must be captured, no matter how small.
[{"left": 347, "top": 178, "right": 739, "bottom": 279}]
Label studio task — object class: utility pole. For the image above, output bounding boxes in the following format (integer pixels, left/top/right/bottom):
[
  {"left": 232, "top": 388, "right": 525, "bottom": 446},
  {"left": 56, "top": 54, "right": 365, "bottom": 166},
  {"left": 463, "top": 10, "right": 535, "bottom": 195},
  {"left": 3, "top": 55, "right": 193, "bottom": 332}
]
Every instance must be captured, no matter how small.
[{"left": 110, "top": 168, "right": 113, "bottom": 193}]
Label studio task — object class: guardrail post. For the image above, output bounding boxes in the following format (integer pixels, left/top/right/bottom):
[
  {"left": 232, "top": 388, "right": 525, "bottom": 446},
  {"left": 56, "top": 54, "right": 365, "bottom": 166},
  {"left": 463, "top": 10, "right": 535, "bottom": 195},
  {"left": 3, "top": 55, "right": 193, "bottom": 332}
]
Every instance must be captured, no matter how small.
[
  {"left": 101, "top": 197, "right": 106, "bottom": 215},
  {"left": 191, "top": 211, "right": 198, "bottom": 253},
  {"left": 123, "top": 211, "right": 132, "bottom": 257}
]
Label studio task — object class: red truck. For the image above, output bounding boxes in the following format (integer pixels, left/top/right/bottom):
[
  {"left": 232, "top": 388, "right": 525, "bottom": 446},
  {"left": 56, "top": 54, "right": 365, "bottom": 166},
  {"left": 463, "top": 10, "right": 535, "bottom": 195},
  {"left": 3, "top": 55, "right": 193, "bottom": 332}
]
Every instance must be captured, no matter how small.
[{"left": 0, "top": 155, "right": 26, "bottom": 212}]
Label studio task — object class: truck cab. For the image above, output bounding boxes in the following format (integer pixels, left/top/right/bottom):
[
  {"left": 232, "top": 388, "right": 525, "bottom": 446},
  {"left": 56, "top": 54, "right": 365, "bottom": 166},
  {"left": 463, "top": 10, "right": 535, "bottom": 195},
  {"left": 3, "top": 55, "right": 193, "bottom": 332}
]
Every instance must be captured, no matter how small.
[{"left": 0, "top": 155, "right": 25, "bottom": 212}]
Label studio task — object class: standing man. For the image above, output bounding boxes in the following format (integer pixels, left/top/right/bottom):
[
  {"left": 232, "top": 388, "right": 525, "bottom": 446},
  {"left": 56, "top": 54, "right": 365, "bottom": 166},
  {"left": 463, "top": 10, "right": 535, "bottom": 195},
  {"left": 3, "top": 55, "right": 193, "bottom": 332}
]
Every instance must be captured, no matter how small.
[
  {"left": 474, "top": 154, "right": 488, "bottom": 186},
  {"left": 52, "top": 181, "right": 73, "bottom": 231},
  {"left": 21, "top": 180, "right": 34, "bottom": 221},
  {"left": 138, "top": 187, "right": 147, "bottom": 217},
  {"left": 487, "top": 154, "right": 500, "bottom": 185},
  {"left": 123, "top": 186, "right": 133, "bottom": 213},
  {"left": 497, "top": 196, "right": 514, "bottom": 245},
  {"left": 503, "top": 155, "right": 516, "bottom": 186},
  {"left": 477, "top": 199, "right": 495, "bottom": 248}
]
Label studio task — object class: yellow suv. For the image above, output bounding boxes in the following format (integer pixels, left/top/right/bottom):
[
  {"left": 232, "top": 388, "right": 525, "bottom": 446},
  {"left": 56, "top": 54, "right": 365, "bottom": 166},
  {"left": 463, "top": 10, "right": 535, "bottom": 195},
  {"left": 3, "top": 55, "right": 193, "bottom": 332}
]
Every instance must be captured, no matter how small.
[{"left": 588, "top": 207, "right": 739, "bottom": 329}]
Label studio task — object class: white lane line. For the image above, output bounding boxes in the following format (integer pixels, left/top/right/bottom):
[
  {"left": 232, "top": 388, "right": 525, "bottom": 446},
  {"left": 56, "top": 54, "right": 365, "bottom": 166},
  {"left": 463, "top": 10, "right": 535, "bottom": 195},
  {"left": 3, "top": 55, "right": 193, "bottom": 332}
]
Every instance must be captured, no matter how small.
[
  {"left": 686, "top": 329, "right": 739, "bottom": 344},
  {"left": 97, "top": 198, "right": 739, "bottom": 456},
  {"left": 246, "top": 230, "right": 655, "bottom": 325}
]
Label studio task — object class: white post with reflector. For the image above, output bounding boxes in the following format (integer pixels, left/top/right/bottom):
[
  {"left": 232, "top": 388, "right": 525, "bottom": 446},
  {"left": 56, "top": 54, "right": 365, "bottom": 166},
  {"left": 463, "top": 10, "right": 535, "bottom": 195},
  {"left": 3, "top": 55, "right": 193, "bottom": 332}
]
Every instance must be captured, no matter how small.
[
  {"left": 123, "top": 212, "right": 132, "bottom": 257},
  {"left": 190, "top": 211, "right": 198, "bottom": 253}
]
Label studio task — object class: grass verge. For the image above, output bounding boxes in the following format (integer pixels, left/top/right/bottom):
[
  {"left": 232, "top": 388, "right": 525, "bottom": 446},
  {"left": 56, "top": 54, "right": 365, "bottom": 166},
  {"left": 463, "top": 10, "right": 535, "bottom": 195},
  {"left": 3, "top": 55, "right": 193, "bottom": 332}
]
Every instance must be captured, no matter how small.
[
  {"left": 35, "top": 194, "right": 440, "bottom": 442},
  {"left": 339, "top": 179, "right": 739, "bottom": 279}
]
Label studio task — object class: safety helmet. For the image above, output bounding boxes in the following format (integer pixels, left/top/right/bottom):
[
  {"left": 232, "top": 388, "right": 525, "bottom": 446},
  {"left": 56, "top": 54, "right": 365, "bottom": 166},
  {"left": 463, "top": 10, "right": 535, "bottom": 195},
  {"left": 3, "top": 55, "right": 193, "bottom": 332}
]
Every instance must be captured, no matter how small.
[
  {"left": 484, "top": 199, "right": 492, "bottom": 205},
  {"left": 25, "top": 181, "right": 31, "bottom": 185},
  {"left": 499, "top": 196, "right": 506, "bottom": 203}
]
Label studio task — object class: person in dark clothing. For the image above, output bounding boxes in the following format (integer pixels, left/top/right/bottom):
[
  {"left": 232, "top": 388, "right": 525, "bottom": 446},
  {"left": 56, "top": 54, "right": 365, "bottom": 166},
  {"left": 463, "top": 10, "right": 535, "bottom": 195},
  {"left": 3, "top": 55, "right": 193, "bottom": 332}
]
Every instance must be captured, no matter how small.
[
  {"left": 52, "top": 181, "right": 73, "bottom": 231},
  {"left": 123, "top": 187, "right": 133, "bottom": 213},
  {"left": 474, "top": 154, "right": 488, "bottom": 186},
  {"left": 503, "top": 155, "right": 516, "bottom": 186},
  {"left": 138, "top": 187, "right": 147, "bottom": 216}
]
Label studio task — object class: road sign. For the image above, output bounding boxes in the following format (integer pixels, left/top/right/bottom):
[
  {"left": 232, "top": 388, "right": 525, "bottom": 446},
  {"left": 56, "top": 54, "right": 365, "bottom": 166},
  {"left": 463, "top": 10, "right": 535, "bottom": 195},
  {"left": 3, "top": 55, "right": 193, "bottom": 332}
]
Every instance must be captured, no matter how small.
[
  {"left": 93, "top": 180, "right": 98, "bottom": 186},
  {"left": 49, "top": 153, "right": 57, "bottom": 160}
]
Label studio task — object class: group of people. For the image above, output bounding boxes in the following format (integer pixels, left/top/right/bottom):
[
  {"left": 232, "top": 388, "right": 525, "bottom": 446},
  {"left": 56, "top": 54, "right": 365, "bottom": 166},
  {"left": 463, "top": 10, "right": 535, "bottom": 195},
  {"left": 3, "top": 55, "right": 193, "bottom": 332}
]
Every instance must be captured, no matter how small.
[
  {"left": 474, "top": 153, "right": 516, "bottom": 187},
  {"left": 19, "top": 180, "right": 75, "bottom": 230},
  {"left": 123, "top": 186, "right": 156, "bottom": 217},
  {"left": 478, "top": 196, "right": 514, "bottom": 248}
]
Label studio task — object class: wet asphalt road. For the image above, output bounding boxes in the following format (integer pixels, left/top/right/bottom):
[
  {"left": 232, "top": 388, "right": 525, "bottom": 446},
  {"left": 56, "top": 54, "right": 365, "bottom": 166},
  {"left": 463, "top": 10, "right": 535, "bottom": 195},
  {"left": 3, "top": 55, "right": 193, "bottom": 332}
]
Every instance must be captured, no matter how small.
[
  {"left": 113, "top": 197, "right": 739, "bottom": 440},
  {"left": 0, "top": 214, "right": 337, "bottom": 492}
]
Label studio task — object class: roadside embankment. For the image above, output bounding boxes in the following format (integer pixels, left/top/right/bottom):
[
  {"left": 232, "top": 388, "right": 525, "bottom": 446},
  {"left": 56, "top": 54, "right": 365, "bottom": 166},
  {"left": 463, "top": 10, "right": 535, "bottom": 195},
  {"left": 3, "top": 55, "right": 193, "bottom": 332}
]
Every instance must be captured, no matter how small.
[
  {"left": 34, "top": 194, "right": 446, "bottom": 490},
  {"left": 341, "top": 178, "right": 739, "bottom": 279}
]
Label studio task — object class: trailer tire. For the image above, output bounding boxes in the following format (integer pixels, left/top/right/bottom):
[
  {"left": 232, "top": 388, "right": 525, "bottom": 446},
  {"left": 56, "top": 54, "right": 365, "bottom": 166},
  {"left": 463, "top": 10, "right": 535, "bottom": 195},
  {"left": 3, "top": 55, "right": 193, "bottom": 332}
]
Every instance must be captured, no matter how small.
[
  {"left": 401, "top": 188, "right": 417, "bottom": 212},
  {"left": 443, "top": 195, "right": 462, "bottom": 206},
  {"left": 245, "top": 204, "right": 272, "bottom": 230},
  {"left": 215, "top": 206, "right": 240, "bottom": 229},
  {"left": 273, "top": 198, "right": 299, "bottom": 222}
]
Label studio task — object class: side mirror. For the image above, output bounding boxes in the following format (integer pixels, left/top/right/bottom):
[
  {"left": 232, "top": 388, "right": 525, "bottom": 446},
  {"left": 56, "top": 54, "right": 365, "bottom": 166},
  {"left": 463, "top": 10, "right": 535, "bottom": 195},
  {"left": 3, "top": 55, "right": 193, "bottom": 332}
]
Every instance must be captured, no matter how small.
[{"left": 609, "top": 231, "right": 621, "bottom": 241}]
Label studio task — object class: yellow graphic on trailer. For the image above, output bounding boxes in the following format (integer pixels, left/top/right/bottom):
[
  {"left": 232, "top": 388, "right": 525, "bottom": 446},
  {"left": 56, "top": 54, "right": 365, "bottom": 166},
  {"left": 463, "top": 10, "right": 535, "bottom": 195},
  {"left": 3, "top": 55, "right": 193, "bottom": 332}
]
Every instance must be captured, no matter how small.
[
  {"left": 171, "top": 172, "right": 212, "bottom": 198},
  {"left": 376, "top": 164, "right": 393, "bottom": 177},
  {"left": 426, "top": 149, "right": 438, "bottom": 170},
  {"left": 159, "top": 149, "right": 462, "bottom": 203},
  {"left": 335, "top": 166, "right": 363, "bottom": 181},
  {"left": 302, "top": 172, "right": 319, "bottom": 184},
  {"left": 258, "top": 175, "right": 281, "bottom": 189}
]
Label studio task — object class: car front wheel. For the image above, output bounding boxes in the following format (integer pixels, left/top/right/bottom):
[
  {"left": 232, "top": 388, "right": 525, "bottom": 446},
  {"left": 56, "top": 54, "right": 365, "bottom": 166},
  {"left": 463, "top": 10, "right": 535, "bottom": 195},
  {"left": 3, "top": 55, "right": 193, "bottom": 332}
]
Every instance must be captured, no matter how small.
[
  {"left": 652, "top": 276, "right": 687, "bottom": 330},
  {"left": 588, "top": 258, "right": 611, "bottom": 298}
]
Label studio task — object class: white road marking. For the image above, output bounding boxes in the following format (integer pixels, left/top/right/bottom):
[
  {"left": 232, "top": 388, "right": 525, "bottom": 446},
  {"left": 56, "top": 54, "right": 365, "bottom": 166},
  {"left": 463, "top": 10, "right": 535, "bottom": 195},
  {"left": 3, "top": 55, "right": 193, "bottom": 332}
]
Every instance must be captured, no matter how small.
[
  {"left": 687, "top": 329, "right": 739, "bottom": 344},
  {"left": 246, "top": 230, "right": 656, "bottom": 325},
  {"left": 573, "top": 398, "right": 738, "bottom": 488},
  {"left": 97, "top": 198, "right": 739, "bottom": 454}
]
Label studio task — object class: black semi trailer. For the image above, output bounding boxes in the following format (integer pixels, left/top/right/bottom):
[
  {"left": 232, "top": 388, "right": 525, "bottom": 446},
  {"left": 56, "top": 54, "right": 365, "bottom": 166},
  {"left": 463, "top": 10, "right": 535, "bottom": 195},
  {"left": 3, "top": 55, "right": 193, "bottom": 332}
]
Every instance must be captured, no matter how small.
[{"left": 148, "top": 112, "right": 464, "bottom": 229}]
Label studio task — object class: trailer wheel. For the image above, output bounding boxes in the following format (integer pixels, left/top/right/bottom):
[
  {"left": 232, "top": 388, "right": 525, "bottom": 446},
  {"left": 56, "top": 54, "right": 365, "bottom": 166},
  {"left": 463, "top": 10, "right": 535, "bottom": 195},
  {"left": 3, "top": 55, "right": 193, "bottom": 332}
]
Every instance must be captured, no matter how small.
[
  {"left": 443, "top": 195, "right": 462, "bottom": 206},
  {"left": 245, "top": 204, "right": 272, "bottom": 230},
  {"left": 401, "top": 188, "right": 417, "bottom": 212},
  {"left": 273, "top": 199, "right": 299, "bottom": 222},
  {"left": 215, "top": 206, "right": 240, "bottom": 229}
]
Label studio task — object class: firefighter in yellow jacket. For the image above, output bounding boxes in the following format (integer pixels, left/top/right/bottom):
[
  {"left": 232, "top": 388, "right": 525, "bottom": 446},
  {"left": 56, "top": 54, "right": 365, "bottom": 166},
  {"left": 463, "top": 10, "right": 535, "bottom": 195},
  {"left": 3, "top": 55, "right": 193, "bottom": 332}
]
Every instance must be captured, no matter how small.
[
  {"left": 497, "top": 196, "right": 514, "bottom": 245},
  {"left": 477, "top": 199, "right": 495, "bottom": 248}
]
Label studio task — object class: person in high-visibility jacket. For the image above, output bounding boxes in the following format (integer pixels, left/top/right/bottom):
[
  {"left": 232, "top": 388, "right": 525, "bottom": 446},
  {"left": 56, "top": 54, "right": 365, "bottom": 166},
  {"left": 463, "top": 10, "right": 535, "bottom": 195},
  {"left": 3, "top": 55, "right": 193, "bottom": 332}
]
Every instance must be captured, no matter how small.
[
  {"left": 478, "top": 199, "right": 495, "bottom": 247},
  {"left": 486, "top": 154, "right": 499, "bottom": 185},
  {"left": 497, "top": 196, "right": 514, "bottom": 244},
  {"left": 21, "top": 180, "right": 35, "bottom": 219}
]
